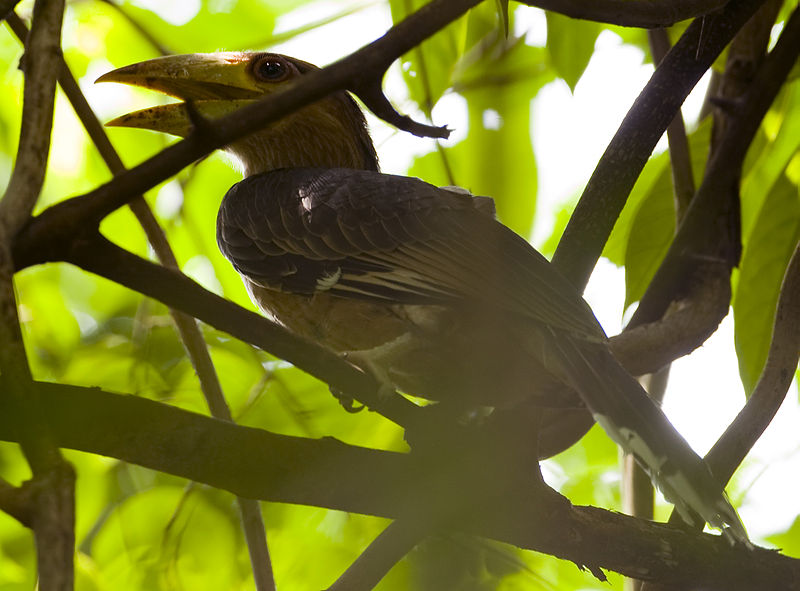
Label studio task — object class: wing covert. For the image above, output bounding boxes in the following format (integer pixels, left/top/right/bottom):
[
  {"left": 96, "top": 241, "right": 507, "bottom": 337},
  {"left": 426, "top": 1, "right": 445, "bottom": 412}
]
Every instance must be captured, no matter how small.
[{"left": 216, "top": 167, "right": 604, "bottom": 339}]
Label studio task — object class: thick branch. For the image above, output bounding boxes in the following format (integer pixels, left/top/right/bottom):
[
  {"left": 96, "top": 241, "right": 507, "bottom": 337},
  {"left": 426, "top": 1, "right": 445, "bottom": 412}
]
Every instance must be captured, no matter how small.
[
  {"left": 638, "top": 10, "right": 800, "bottom": 560},
  {"left": 609, "top": 261, "right": 731, "bottom": 375},
  {"left": 709, "top": 0, "right": 783, "bottom": 152},
  {"left": 551, "top": 0, "right": 767, "bottom": 289},
  {"left": 0, "top": 381, "right": 798, "bottom": 589},
  {"left": 517, "top": 0, "right": 728, "bottom": 28}
]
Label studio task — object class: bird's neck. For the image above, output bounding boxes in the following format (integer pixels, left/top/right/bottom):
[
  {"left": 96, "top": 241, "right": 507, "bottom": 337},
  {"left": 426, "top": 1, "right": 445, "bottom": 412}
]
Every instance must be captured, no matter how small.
[{"left": 227, "top": 93, "right": 379, "bottom": 176}]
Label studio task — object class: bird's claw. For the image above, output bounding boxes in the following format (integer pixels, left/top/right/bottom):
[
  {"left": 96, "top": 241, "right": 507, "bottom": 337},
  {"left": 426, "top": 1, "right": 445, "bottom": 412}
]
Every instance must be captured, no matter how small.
[
  {"left": 329, "top": 387, "right": 366, "bottom": 413},
  {"left": 342, "top": 350, "right": 397, "bottom": 400}
]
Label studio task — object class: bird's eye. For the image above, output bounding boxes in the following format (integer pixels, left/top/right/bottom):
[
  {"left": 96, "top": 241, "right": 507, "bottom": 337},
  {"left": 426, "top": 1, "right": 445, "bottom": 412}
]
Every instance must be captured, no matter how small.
[{"left": 253, "top": 55, "right": 290, "bottom": 82}]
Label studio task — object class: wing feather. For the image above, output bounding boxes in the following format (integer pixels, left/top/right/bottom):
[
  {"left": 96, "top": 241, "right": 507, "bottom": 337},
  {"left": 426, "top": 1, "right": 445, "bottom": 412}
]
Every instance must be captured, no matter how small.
[{"left": 217, "top": 167, "right": 603, "bottom": 339}]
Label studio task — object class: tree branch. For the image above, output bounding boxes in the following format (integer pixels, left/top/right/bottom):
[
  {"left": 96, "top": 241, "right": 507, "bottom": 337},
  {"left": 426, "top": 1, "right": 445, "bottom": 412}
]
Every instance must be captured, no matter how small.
[
  {"left": 36, "top": 232, "right": 428, "bottom": 432},
  {"left": 648, "top": 27, "right": 695, "bottom": 220},
  {"left": 0, "top": 476, "right": 32, "bottom": 526},
  {"left": 551, "top": 0, "right": 767, "bottom": 290},
  {"left": 644, "top": 232, "right": 800, "bottom": 591},
  {"left": 638, "top": 11, "right": 800, "bottom": 573},
  {"left": 0, "top": 0, "right": 62, "bottom": 234},
  {"left": 517, "top": 0, "right": 729, "bottom": 28},
  {"left": 658, "top": 239, "right": 800, "bottom": 544},
  {"left": 630, "top": 3, "right": 800, "bottom": 327},
  {"left": 327, "top": 519, "right": 437, "bottom": 590},
  {"left": 1, "top": 380, "right": 798, "bottom": 589},
  {"left": 709, "top": 0, "right": 783, "bottom": 153},
  {"left": 14, "top": 222, "right": 755, "bottom": 452},
  {"left": 0, "top": 0, "right": 23, "bottom": 19},
  {"left": 0, "top": 3, "right": 76, "bottom": 591},
  {"left": 706, "top": 241, "right": 800, "bottom": 486}
]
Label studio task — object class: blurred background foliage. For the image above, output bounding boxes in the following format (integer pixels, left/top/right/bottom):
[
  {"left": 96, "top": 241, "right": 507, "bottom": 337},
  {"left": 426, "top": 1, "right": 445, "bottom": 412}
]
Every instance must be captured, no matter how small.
[{"left": 1, "top": 0, "right": 798, "bottom": 589}]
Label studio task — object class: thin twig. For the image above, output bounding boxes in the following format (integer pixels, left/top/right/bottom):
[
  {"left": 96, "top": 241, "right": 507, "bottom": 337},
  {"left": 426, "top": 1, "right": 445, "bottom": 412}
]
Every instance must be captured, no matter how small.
[
  {"left": 648, "top": 28, "right": 695, "bottom": 219},
  {"left": 401, "top": 0, "right": 456, "bottom": 185},
  {"left": 327, "top": 519, "right": 430, "bottom": 590},
  {"left": 96, "top": 0, "right": 169, "bottom": 55},
  {"left": 622, "top": 367, "right": 669, "bottom": 591}
]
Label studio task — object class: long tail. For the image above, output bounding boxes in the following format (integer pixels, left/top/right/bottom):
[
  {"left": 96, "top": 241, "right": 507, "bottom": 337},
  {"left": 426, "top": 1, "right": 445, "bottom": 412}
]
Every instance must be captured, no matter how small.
[{"left": 548, "top": 331, "right": 748, "bottom": 544}]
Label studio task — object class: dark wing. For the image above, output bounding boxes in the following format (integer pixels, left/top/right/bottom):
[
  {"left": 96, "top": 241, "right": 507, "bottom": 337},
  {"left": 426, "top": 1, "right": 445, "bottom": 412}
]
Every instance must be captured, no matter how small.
[{"left": 217, "top": 167, "right": 604, "bottom": 341}]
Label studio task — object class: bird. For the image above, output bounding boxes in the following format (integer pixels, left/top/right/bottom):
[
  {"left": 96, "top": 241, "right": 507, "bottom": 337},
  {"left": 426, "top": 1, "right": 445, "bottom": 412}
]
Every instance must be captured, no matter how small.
[{"left": 98, "top": 51, "right": 747, "bottom": 542}]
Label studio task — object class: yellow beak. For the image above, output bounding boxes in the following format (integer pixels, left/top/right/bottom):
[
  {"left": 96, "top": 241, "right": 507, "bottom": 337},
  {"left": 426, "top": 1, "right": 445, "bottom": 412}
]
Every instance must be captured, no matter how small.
[{"left": 96, "top": 52, "right": 266, "bottom": 137}]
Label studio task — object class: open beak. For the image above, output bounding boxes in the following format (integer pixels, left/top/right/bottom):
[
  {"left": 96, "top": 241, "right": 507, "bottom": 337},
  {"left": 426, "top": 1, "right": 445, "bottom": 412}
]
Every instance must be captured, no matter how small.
[{"left": 96, "top": 52, "right": 262, "bottom": 137}]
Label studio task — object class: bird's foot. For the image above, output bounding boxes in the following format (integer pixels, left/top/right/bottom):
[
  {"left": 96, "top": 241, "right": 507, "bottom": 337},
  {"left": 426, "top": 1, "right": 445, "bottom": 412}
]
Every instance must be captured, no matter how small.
[
  {"left": 342, "top": 333, "right": 415, "bottom": 400},
  {"left": 342, "top": 350, "right": 397, "bottom": 399},
  {"left": 328, "top": 387, "right": 366, "bottom": 413}
]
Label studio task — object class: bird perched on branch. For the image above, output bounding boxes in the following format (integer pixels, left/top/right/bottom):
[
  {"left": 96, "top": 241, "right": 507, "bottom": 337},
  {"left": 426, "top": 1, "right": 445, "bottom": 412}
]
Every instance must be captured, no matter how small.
[{"left": 99, "top": 52, "right": 747, "bottom": 542}]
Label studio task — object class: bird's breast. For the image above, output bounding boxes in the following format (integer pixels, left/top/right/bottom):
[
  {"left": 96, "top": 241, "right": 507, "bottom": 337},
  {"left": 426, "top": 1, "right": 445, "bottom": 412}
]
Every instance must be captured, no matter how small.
[
  {"left": 244, "top": 278, "right": 415, "bottom": 351},
  {"left": 243, "top": 278, "right": 570, "bottom": 409}
]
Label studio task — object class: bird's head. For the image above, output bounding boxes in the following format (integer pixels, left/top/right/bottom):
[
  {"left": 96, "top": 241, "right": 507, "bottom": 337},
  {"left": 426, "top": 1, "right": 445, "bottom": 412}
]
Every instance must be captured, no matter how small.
[{"left": 97, "top": 52, "right": 378, "bottom": 175}]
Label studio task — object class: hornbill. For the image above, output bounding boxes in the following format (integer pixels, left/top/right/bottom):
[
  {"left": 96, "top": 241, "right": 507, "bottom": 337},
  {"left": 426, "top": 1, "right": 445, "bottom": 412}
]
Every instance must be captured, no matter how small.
[{"left": 98, "top": 52, "right": 746, "bottom": 542}]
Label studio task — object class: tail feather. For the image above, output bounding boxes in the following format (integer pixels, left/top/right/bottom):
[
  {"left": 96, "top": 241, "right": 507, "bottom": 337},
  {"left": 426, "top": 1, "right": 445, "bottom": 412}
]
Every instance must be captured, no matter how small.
[{"left": 548, "top": 331, "right": 748, "bottom": 544}]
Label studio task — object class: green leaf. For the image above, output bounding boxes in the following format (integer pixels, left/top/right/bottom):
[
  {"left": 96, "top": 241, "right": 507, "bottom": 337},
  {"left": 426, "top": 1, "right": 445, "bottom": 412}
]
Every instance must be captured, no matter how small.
[
  {"left": 545, "top": 12, "right": 601, "bottom": 92},
  {"left": 614, "top": 119, "right": 711, "bottom": 308},
  {"left": 116, "top": 0, "right": 280, "bottom": 54},
  {"left": 733, "top": 173, "right": 800, "bottom": 395},
  {"left": 410, "top": 42, "right": 551, "bottom": 236},
  {"left": 767, "top": 514, "right": 800, "bottom": 558},
  {"left": 602, "top": 154, "right": 666, "bottom": 267},
  {"left": 741, "top": 83, "right": 800, "bottom": 238},
  {"left": 389, "top": 1, "right": 511, "bottom": 114},
  {"left": 623, "top": 169, "right": 676, "bottom": 310},
  {"left": 92, "top": 487, "right": 240, "bottom": 590}
]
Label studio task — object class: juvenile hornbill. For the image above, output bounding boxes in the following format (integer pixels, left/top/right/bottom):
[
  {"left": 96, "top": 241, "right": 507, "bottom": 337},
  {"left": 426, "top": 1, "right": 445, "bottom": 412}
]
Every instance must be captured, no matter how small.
[{"left": 99, "top": 52, "right": 747, "bottom": 541}]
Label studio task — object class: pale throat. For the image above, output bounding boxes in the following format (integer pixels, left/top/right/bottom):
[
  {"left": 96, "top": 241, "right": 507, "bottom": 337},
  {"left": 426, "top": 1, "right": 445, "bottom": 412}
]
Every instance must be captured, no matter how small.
[{"left": 224, "top": 111, "right": 377, "bottom": 177}]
